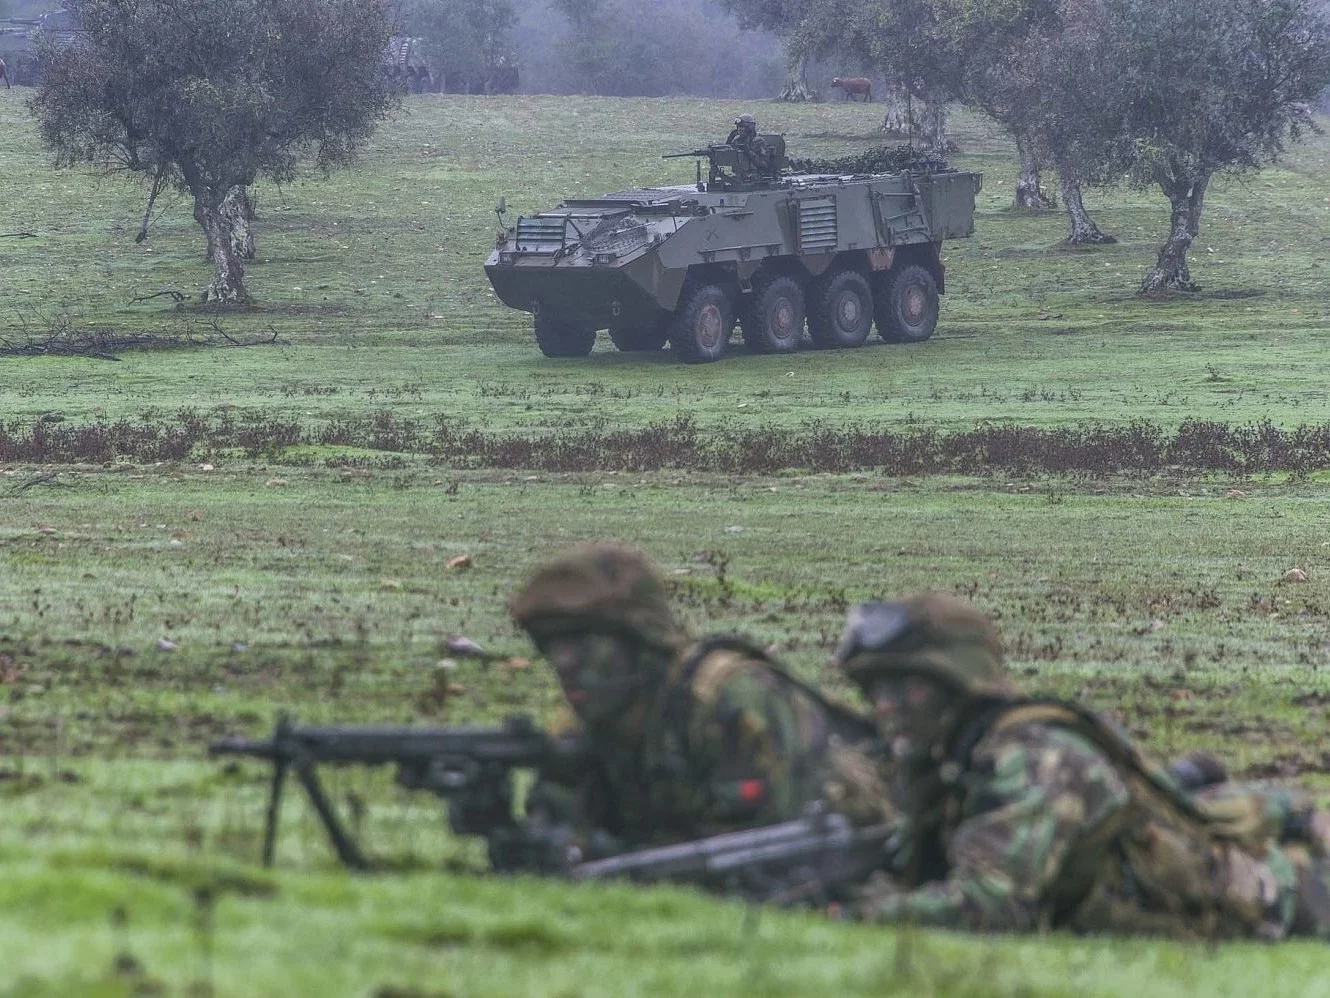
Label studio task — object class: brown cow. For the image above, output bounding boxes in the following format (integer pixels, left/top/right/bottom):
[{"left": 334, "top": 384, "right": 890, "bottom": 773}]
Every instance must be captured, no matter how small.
[{"left": 831, "top": 77, "right": 871, "bottom": 103}]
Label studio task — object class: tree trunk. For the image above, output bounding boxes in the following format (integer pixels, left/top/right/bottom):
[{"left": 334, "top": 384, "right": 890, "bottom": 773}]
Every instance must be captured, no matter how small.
[
  {"left": 221, "top": 186, "right": 256, "bottom": 260},
  {"left": 134, "top": 161, "right": 171, "bottom": 244},
  {"left": 1060, "top": 173, "right": 1116, "bottom": 244},
  {"left": 880, "top": 87, "right": 910, "bottom": 135},
  {"left": 1140, "top": 173, "right": 1209, "bottom": 294},
  {"left": 779, "top": 49, "right": 814, "bottom": 102},
  {"left": 1014, "top": 131, "right": 1053, "bottom": 210},
  {"left": 918, "top": 101, "right": 950, "bottom": 153},
  {"left": 879, "top": 88, "right": 951, "bottom": 151},
  {"left": 195, "top": 197, "right": 219, "bottom": 263},
  {"left": 197, "top": 193, "right": 251, "bottom": 304}
]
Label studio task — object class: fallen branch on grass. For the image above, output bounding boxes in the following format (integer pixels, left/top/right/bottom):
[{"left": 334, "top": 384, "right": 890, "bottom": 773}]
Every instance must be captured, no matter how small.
[
  {"left": 3, "top": 473, "right": 67, "bottom": 498},
  {"left": 128, "top": 289, "right": 187, "bottom": 305},
  {"left": 0, "top": 324, "right": 282, "bottom": 359}
]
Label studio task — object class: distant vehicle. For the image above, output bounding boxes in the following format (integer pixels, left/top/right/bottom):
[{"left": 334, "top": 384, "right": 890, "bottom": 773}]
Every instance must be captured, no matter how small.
[
  {"left": 384, "top": 35, "right": 436, "bottom": 93},
  {"left": 0, "top": 8, "right": 83, "bottom": 86},
  {"left": 382, "top": 36, "right": 519, "bottom": 95},
  {"left": 483, "top": 131, "right": 982, "bottom": 362}
]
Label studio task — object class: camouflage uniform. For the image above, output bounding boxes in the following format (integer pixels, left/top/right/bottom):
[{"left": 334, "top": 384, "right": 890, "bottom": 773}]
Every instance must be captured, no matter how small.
[
  {"left": 501, "top": 544, "right": 874, "bottom": 867},
  {"left": 833, "top": 594, "right": 1330, "bottom": 940}
]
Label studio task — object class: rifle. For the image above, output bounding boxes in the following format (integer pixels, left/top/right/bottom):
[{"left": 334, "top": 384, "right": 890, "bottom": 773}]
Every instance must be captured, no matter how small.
[
  {"left": 210, "top": 714, "right": 583, "bottom": 870},
  {"left": 569, "top": 804, "right": 896, "bottom": 905}
]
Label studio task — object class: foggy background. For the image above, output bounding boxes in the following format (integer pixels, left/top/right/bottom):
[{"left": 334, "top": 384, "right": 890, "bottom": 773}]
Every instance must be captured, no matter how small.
[
  {"left": 1, "top": 0, "right": 842, "bottom": 98},
  {"left": 3, "top": 0, "right": 1327, "bottom": 104}
]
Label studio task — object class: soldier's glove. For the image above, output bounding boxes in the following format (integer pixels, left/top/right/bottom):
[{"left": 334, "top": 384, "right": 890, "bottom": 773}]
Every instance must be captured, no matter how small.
[
  {"left": 846, "top": 870, "right": 903, "bottom": 922},
  {"left": 486, "top": 820, "right": 627, "bottom": 874},
  {"left": 582, "top": 828, "right": 626, "bottom": 861},
  {"left": 826, "top": 881, "right": 904, "bottom": 922},
  {"left": 487, "top": 821, "right": 583, "bottom": 874}
]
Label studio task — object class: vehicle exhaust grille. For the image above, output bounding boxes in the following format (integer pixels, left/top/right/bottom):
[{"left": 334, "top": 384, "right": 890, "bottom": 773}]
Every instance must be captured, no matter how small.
[
  {"left": 515, "top": 217, "right": 567, "bottom": 253},
  {"left": 797, "top": 198, "right": 837, "bottom": 253}
]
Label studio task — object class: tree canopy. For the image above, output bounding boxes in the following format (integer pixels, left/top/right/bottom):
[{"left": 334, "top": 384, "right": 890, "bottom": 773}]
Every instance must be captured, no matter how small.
[
  {"left": 31, "top": 0, "right": 400, "bottom": 303},
  {"left": 1031, "top": 0, "right": 1330, "bottom": 290},
  {"left": 724, "top": 0, "right": 1330, "bottom": 290}
]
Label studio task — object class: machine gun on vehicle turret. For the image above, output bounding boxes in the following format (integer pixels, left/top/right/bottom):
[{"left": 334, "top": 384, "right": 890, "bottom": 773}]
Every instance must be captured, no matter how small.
[{"left": 663, "top": 136, "right": 786, "bottom": 192}]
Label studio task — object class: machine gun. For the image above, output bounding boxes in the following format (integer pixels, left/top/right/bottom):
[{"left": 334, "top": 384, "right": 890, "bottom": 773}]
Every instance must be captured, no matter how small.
[
  {"left": 569, "top": 804, "right": 896, "bottom": 906},
  {"left": 664, "top": 144, "right": 743, "bottom": 191},
  {"left": 662, "top": 144, "right": 735, "bottom": 160},
  {"left": 664, "top": 134, "right": 788, "bottom": 191},
  {"left": 664, "top": 140, "right": 790, "bottom": 192},
  {"left": 210, "top": 714, "right": 584, "bottom": 870}
]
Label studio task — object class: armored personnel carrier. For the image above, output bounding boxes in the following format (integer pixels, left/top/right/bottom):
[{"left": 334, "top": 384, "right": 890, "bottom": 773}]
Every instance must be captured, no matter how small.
[{"left": 483, "top": 131, "right": 982, "bottom": 362}]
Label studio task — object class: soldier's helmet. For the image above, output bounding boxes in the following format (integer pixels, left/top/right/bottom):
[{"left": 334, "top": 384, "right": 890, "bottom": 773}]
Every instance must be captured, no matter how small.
[
  {"left": 734, "top": 113, "right": 757, "bottom": 131},
  {"left": 832, "top": 593, "right": 1015, "bottom": 698},
  {"left": 509, "top": 543, "right": 688, "bottom": 653}
]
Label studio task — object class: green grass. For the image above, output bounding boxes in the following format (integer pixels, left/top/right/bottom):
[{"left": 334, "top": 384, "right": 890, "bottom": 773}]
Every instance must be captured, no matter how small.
[
  {"left": 2, "top": 93, "right": 1329, "bottom": 433},
  {"left": 3, "top": 88, "right": 1330, "bottom": 995}
]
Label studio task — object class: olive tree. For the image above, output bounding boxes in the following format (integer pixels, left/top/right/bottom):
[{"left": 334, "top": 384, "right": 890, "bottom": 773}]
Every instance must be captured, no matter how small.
[
  {"left": 719, "top": 0, "right": 1061, "bottom": 193},
  {"left": 1042, "top": 0, "right": 1330, "bottom": 291},
  {"left": 31, "top": 0, "right": 400, "bottom": 304},
  {"left": 715, "top": 0, "right": 869, "bottom": 105},
  {"left": 909, "top": 0, "right": 1064, "bottom": 207},
  {"left": 847, "top": 0, "right": 1108, "bottom": 228}
]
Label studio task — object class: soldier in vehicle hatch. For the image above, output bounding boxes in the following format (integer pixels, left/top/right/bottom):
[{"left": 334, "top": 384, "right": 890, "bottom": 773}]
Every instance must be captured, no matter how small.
[
  {"left": 489, "top": 542, "right": 879, "bottom": 871},
  {"left": 726, "top": 113, "right": 773, "bottom": 183}
]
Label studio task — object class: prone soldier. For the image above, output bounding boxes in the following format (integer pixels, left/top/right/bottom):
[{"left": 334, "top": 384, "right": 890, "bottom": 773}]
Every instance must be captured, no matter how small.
[
  {"left": 830, "top": 593, "right": 1330, "bottom": 940},
  {"left": 494, "top": 542, "right": 877, "bottom": 871}
]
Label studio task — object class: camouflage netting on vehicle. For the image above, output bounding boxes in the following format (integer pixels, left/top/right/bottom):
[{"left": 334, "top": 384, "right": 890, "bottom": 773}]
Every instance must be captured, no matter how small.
[{"left": 787, "top": 145, "right": 952, "bottom": 176}]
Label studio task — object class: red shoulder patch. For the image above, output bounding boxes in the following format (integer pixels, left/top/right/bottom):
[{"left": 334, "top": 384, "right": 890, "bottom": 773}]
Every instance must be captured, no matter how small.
[{"left": 738, "top": 778, "right": 766, "bottom": 803}]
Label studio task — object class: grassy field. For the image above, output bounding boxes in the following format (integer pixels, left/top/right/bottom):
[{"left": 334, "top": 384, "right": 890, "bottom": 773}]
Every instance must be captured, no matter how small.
[{"left": 2, "top": 87, "right": 1330, "bottom": 996}]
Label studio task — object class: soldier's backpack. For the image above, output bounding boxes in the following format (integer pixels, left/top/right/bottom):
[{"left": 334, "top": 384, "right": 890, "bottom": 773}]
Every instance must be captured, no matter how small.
[{"left": 954, "top": 699, "right": 1325, "bottom": 939}]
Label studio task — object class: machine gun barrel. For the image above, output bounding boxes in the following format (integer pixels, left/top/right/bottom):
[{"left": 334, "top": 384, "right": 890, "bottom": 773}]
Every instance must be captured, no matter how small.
[
  {"left": 209, "top": 716, "right": 556, "bottom": 767},
  {"left": 211, "top": 714, "right": 581, "bottom": 870},
  {"left": 569, "top": 808, "right": 895, "bottom": 902},
  {"left": 662, "top": 146, "right": 722, "bottom": 159}
]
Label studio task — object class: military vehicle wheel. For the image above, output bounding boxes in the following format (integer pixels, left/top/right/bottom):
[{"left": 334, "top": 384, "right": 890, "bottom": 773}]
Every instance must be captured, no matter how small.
[
  {"left": 876, "top": 265, "right": 939, "bottom": 343},
  {"left": 742, "top": 276, "right": 806, "bottom": 354},
  {"left": 670, "top": 284, "right": 735, "bottom": 363},
  {"left": 809, "top": 270, "right": 874, "bottom": 349},
  {"left": 534, "top": 316, "right": 597, "bottom": 358},
  {"left": 608, "top": 317, "right": 669, "bottom": 352}
]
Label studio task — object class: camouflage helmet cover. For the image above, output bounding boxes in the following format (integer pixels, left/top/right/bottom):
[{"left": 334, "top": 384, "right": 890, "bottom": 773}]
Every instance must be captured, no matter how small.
[
  {"left": 833, "top": 593, "right": 1014, "bottom": 698},
  {"left": 734, "top": 113, "right": 757, "bottom": 129},
  {"left": 509, "top": 543, "right": 688, "bottom": 652}
]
